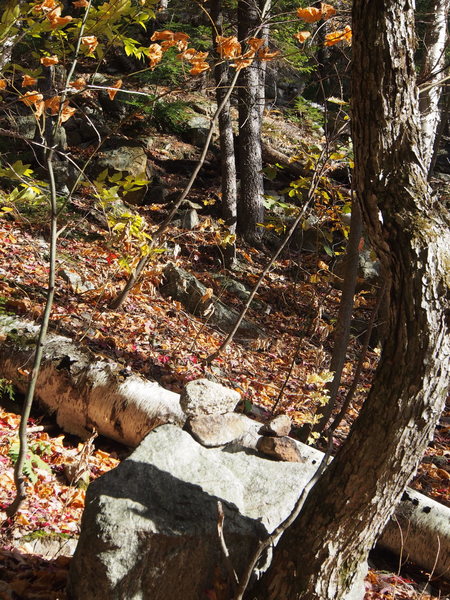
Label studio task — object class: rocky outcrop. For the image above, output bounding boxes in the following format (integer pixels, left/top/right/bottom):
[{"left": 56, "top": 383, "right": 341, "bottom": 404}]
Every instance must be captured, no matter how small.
[
  {"left": 68, "top": 425, "right": 324, "bottom": 600},
  {"left": 161, "top": 263, "right": 265, "bottom": 339},
  {"left": 68, "top": 425, "right": 450, "bottom": 600}
]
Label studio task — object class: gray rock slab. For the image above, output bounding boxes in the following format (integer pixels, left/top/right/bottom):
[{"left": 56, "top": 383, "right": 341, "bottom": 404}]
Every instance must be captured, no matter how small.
[
  {"left": 68, "top": 425, "right": 321, "bottom": 600},
  {"left": 161, "top": 263, "right": 265, "bottom": 339},
  {"left": 180, "top": 378, "right": 240, "bottom": 418}
]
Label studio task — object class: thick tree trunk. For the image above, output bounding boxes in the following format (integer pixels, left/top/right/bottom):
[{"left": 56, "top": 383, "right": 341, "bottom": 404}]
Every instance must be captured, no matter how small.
[
  {"left": 237, "top": 0, "right": 265, "bottom": 243},
  {"left": 249, "top": 1, "right": 450, "bottom": 599}
]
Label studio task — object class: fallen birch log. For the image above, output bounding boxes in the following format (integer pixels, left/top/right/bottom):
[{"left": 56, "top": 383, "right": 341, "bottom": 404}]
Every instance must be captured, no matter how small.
[
  {"left": 0, "top": 316, "right": 448, "bottom": 579},
  {"left": 0, "top": 316, "right": 185, "bottom": 447}
]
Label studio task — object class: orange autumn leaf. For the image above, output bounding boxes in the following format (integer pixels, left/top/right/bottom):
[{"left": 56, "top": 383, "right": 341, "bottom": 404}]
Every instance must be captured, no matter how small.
[
  {"left": 148, "top": 43, "right": 163, "bottom": 69},
  {"left": 72, "top": 0, "right": 88, "bottom": 6},
  {"left": 257, "top": 46, "right": 280, "bottom": 61},
  {"left": 324, "top": 25, "right": 352, "bottom": 46},
  {"left": 0, "top": 79, "right": 8, "bottom": 90},
  {"left": 40, "top": 55, "right": 59, "bottom": 66},
  {"left": 70, "top": 76, "right": 86, "bottom": 90},
  {"left": 81, "top": 35, "right": 98, "bottom": 54},
  {"left": 59, "top": 101, "right": 76, "bottom": 123},
  {"left": 150, "top": 30, "right": 176, "bottom": 42},
  {"left": 294, "top": 31, "right": 311, "bottom": 43},
  {"left": 22, "top": 74, "right": 38, "bottom": 87},
  {"left": 45, "top": 6, "right": 73, "bottom": 28},
  {"left": 44, "top": 95, "right": 61, "bottom": 114},
  {"left": 173, "top": 32, "right": 189, "bottom": 51},
  {"left": 216, "top": 35, "right": 241, "bottom": 59},
  {"left": 189, "top": 61, "right": 210, "bottom": 75},
  {"left": 248, "top": 37, "right": 265, "bottom": 52},
  {"left": 297, "top": 6, "right": 322, "bottom": 22},
  {"left": 108, "top": 79, "right": 122, "bottom": 100},
  {"left": 33, "top": 0, "right": 58, "bottom": 12},
  {"left": 48, "top": 13, "right": 73, "bottom": 28},
  {"left": 34, "top": 100, "right": 45, "bottom": 118},
  {"left": 160, "top": 40, "right": 177, "bottom": 51},
  {"left": 321, "top": 2, "right": 336, "bottom": 19},
  {"left": 178, "top": 47, "right": 198, "bottom": 61},
  {"left": 232, "top": 50, "right": 255, "bottom": 70},
  {"left": 20, "top": 90, "right": 44, "bottom": 106}
]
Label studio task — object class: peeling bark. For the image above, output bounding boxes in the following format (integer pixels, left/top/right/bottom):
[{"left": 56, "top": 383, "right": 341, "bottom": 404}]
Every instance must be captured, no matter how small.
[{"left": 0, "top": 316, "right": 185, "bottom": 447}]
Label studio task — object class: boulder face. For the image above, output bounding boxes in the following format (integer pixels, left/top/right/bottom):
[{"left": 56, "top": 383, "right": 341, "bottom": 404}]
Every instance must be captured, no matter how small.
[{"left": 68, "top": 424, "right": 323, "bottom": 600}]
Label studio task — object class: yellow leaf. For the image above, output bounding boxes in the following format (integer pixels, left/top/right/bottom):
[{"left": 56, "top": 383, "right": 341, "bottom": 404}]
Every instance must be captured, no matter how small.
[
  {"left": 324, "top": 25, "right": 352, "bottom": 46},
  {"left": 0, "top": 79, "right": 7, "bottom": 90},
  {"left": 297, "top": 6, "right": 322, "bottom": 22}
]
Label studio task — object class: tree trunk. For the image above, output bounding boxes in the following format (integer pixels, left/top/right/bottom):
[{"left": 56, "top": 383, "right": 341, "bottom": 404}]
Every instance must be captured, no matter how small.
[
  {"left": 418, "top": 0, "right": 450, "bottom": 173},
  {"left": 0, "top": 316, "right": 184, "bottom": 447},
  {"left": 210, "top": 0, "right": 238, "bottom": 266},
  {"left": 249, "top": 1, "right": 450, "bottom": 598},
  {"left": 237, "top": 0, "right": 265, "bottom": 243}
]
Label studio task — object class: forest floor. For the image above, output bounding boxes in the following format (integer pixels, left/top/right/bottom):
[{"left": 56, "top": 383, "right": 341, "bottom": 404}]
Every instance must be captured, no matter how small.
[{"left": 0, "top": 95, "right": 449, "bottom": 599}]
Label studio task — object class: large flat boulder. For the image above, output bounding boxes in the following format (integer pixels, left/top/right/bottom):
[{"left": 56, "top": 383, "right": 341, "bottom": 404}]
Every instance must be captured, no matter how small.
[{"left": 68, "top": 424, "right": 321, "bottom": 600}]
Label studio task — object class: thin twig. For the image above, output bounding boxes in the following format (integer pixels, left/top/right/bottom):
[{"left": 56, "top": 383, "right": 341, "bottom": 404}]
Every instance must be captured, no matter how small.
[
  {"left": 327, "top": 282, "right": 386, "bottom": 435},
  {"left": 217, "top": 501, "right": 239, "bottom": 590}
]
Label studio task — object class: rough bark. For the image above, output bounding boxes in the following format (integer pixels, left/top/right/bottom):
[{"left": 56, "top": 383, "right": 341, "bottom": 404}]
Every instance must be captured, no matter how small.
[
  {"left": 0, "top": 316, "right": 184, "bottom": 446},
  {"left": 237, "top": 0, "right": 265, "bottom": 243},
  {"left": 249, "top": 1, "right": 450, "bottom": 598}
]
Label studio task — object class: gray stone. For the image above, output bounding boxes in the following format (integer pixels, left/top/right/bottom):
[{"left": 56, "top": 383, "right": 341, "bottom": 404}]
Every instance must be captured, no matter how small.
[
  {"left": 59, "top": 269, "right": 95, "bottom": 294},
  {"left": 261, "top": 414, "right": 292, "bottom": 437},
  {"left": 97, "top": 145, "right": 148, "bottom": 178},
  {"left": 161, "top": 263, "right": 265, "bottom": 339},
  {"left": 180, "top": 208, "right": 199, "bottom": 229},
  {"left": 187, "top": 412, "right": 260, "bottom": 447},
  {"left": 184, "top": 115, "right": 211, "bottom": 146},
  {"left": 256, "top": 436, "right": 302, "bottom": 462},
  {"left": 180, "top": 378, "right": 240, "bottom": 418},
  {"left": 68, "top": 425, "right": 324, "bottom": 600}
]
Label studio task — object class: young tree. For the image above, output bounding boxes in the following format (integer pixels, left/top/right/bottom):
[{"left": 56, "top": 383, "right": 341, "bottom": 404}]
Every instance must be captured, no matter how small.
[
  {"left": 245, "top": 0, "right": 450, "bottom": 598},
  {"left": 210, "top": 0, "right": 238, "bottom": 265},
  {"left": 237, "top": 0, "right": 270, "bottom": 243}
]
